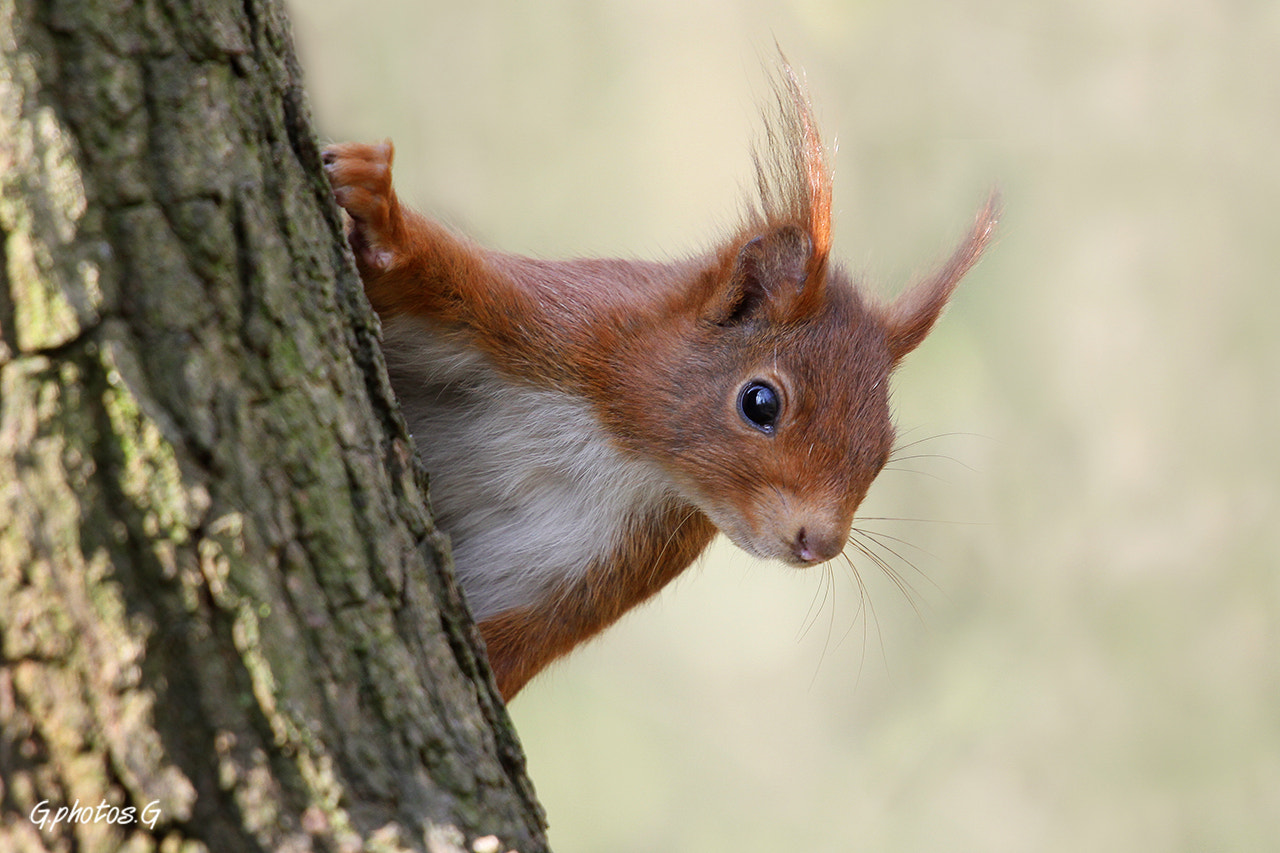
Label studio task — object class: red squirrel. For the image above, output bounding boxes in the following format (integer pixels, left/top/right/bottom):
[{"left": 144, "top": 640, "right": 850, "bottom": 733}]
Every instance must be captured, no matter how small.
[{"left": 323, "top": 65, "right": 998, "bottom": 701}]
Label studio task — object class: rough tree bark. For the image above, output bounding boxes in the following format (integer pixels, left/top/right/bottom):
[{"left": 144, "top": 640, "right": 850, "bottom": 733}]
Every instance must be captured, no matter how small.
[{"left": 0, "top": 1, "right": 548, "bottom": 851}]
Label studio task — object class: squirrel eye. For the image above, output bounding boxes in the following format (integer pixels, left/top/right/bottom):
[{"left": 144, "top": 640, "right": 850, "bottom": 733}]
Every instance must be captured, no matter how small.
[{"left": 738, "top": 381, "right": 780, "bottom": 433}]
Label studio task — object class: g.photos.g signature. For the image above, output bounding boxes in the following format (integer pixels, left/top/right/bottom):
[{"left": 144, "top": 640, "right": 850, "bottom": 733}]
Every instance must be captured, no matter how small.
[{"left": 29, "top": 799, "right": 162, "bottom": 832}]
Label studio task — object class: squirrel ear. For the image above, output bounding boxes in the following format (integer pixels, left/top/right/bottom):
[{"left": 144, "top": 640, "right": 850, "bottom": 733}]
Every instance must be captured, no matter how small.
[
  {"left": 884, "top": 192, "right": 1001, "bottom": 361},
  {"left": 707, "top": 225, "right": 818, "bottom": 326}
]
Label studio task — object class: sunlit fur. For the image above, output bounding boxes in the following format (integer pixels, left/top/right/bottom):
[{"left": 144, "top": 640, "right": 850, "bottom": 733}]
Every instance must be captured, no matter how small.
[{"left": 323, "top": 61, "right": 998, "bottom": 700}]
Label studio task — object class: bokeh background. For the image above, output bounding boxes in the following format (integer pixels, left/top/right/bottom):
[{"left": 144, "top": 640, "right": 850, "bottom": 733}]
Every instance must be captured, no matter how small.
[{"left": 290, "top": 2, "right": 1278, "bottom": 850}]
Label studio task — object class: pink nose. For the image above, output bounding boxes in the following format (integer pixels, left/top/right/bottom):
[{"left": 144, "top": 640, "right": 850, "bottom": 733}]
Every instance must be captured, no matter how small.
[{"left": 791, "top": 527, "right": 844, "bottom": 564}]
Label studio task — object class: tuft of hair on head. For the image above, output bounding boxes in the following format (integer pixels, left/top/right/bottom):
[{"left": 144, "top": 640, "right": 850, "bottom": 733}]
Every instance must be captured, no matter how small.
[
  {"left": 750, "top": 54, "right": 834, "bottom": 274},
  {"left": 882, "top": 188, "right": 1001, "bottom": 361}
]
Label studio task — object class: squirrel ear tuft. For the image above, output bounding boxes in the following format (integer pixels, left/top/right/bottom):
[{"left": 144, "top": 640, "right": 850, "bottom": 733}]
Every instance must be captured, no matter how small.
[{"left": 884, "top": 192, "right": 1001, "bottom": 361}]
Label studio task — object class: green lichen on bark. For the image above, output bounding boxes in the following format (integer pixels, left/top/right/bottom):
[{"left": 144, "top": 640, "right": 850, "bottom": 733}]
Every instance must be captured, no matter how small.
[
  {"left": 0, "top": 0, "right": 547, "bottom": 851},
  {"left": 0, "top": 24, "right": 106, "bottom": 356},
  {"left": 0, "top": 349, "right": 200, "bottom": 853}
]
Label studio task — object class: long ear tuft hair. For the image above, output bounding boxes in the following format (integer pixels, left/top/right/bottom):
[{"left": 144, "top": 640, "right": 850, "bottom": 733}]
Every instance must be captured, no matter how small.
[
  {"left": 751, "top": 55, "right": 833, "bottom": 272},
  {"left": 884, "top": 190, "right": 1002, "bottom": 362},
  {"left": 733, "top": 54, "right": 834, "bottom": 324}
]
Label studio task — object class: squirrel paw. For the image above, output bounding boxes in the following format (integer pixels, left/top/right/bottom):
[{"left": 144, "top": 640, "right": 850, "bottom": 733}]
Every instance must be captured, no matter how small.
[{"left": 322, "top": 140, "right": 402, "bottom": 271}]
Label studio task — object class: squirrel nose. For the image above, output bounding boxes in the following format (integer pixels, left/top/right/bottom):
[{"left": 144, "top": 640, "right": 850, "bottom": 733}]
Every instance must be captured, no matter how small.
[{"left": 791, "top": 526, "right": 845, "bottom": 565}]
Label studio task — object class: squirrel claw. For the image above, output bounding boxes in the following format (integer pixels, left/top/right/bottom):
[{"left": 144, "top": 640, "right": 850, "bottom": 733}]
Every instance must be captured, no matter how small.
[{"left": 322, "top": 140, "right": 400, "bottom": 270}]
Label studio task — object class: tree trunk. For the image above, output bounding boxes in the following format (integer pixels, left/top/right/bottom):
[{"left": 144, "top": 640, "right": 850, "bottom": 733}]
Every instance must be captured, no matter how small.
[{"left": 0, "top": 1, "right": 548, "bottom": 851}]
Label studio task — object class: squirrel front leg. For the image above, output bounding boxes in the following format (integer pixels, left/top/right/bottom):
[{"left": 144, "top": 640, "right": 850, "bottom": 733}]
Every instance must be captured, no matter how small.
[
  {"left": 323, "top": 141, "right": 593, "bottom": 388},
  {"left": 322, "top": 141, "right": 487, "bottom": 323}
]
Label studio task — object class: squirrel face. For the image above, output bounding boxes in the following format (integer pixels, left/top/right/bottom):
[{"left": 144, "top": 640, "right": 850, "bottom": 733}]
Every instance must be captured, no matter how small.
[
  {"left": 601, "top": 227, "right": 901, "bottom": 568},
  {"left": 715, "top": 282, "right": 896, "bottom": 567}
]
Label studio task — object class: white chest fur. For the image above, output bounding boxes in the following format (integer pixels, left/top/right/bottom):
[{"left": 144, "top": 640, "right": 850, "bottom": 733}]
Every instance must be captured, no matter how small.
[{"left": 380, "top": 316, "right": 676, "bottom": 622}]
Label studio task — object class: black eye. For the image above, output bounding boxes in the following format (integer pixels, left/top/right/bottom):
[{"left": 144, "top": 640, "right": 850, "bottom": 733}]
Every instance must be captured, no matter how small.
[{"left": 738, "top": 381, "right": 780, "bottom": 433}]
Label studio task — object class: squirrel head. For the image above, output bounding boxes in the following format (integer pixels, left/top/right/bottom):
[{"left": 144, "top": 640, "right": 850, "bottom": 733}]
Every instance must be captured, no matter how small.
[
  {"left": 670, "top": 204, "right": 996, "bottom": 567},
  {"left": 603, "top": 62, "right": 999, "bottom": 567}
]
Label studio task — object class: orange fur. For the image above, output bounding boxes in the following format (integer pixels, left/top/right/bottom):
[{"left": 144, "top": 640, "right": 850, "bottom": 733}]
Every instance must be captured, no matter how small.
[
  {"left": 323, "top": 64, "right": 998, "bottom": 701},
  {"left": 479, "top": 506, "right": 716, "bottom": 699}
]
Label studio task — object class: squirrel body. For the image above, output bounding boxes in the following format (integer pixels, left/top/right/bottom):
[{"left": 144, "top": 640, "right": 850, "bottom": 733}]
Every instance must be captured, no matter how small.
[
  {"left": 324, "top": 67, "right": 998, "bottom": 700},
  {"left": 379, "top": 312, "right": 700, "bottom": 623}
]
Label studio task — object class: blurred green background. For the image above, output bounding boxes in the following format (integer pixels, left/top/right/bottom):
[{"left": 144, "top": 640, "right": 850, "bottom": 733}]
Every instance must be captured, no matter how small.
[{"left": 290, "top": 1, "right": 1278, "bottom": 850}]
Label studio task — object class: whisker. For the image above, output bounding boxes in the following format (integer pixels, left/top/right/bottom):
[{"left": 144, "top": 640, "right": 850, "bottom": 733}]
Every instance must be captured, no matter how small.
[
  {"left": 846, "top": 535, "right": 908, "bottom": 600},
  {"left": 846, "top": 549, "right": 890, "bottom": 677},
  {"left": 881, "top": 465, "right": 955, "bottom": 484},
  {"left": 805, "top": 564, "right": 841, "bottom": 690},
  {"left": 850, "top": 525, "right": 938, "bottom": 570},
  {"left": 832, "top": 552, "right": 880, "bottom": 687},
  {"left": 797, "top": 557, "right": 834, "bottom": 642},
  {"left": 829, "top": 554, "right": 877, "bottom": 655},
  {"left": 803, "top": 521, "right": 944, "bottom": 688},
  {"left": 846, "top": 534, "right": 928, "bottom": 625},
  {"left": 889, "top": 452, "right": 967, "bottom": 463},
  {"left": 852, "top": 531, "right": 935, "bottom": 614},
  {"left": 889, "top": 430, "right": 995, "bottom": 455},
  {"left": 800, "top": 431, "right": 988, "bottom": 687},
  {"left": 854, "top": 516, "right": 987, "bottom": 526},
  {"left": 886, "top": 452, "right": 977, "bottom": 474}
]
